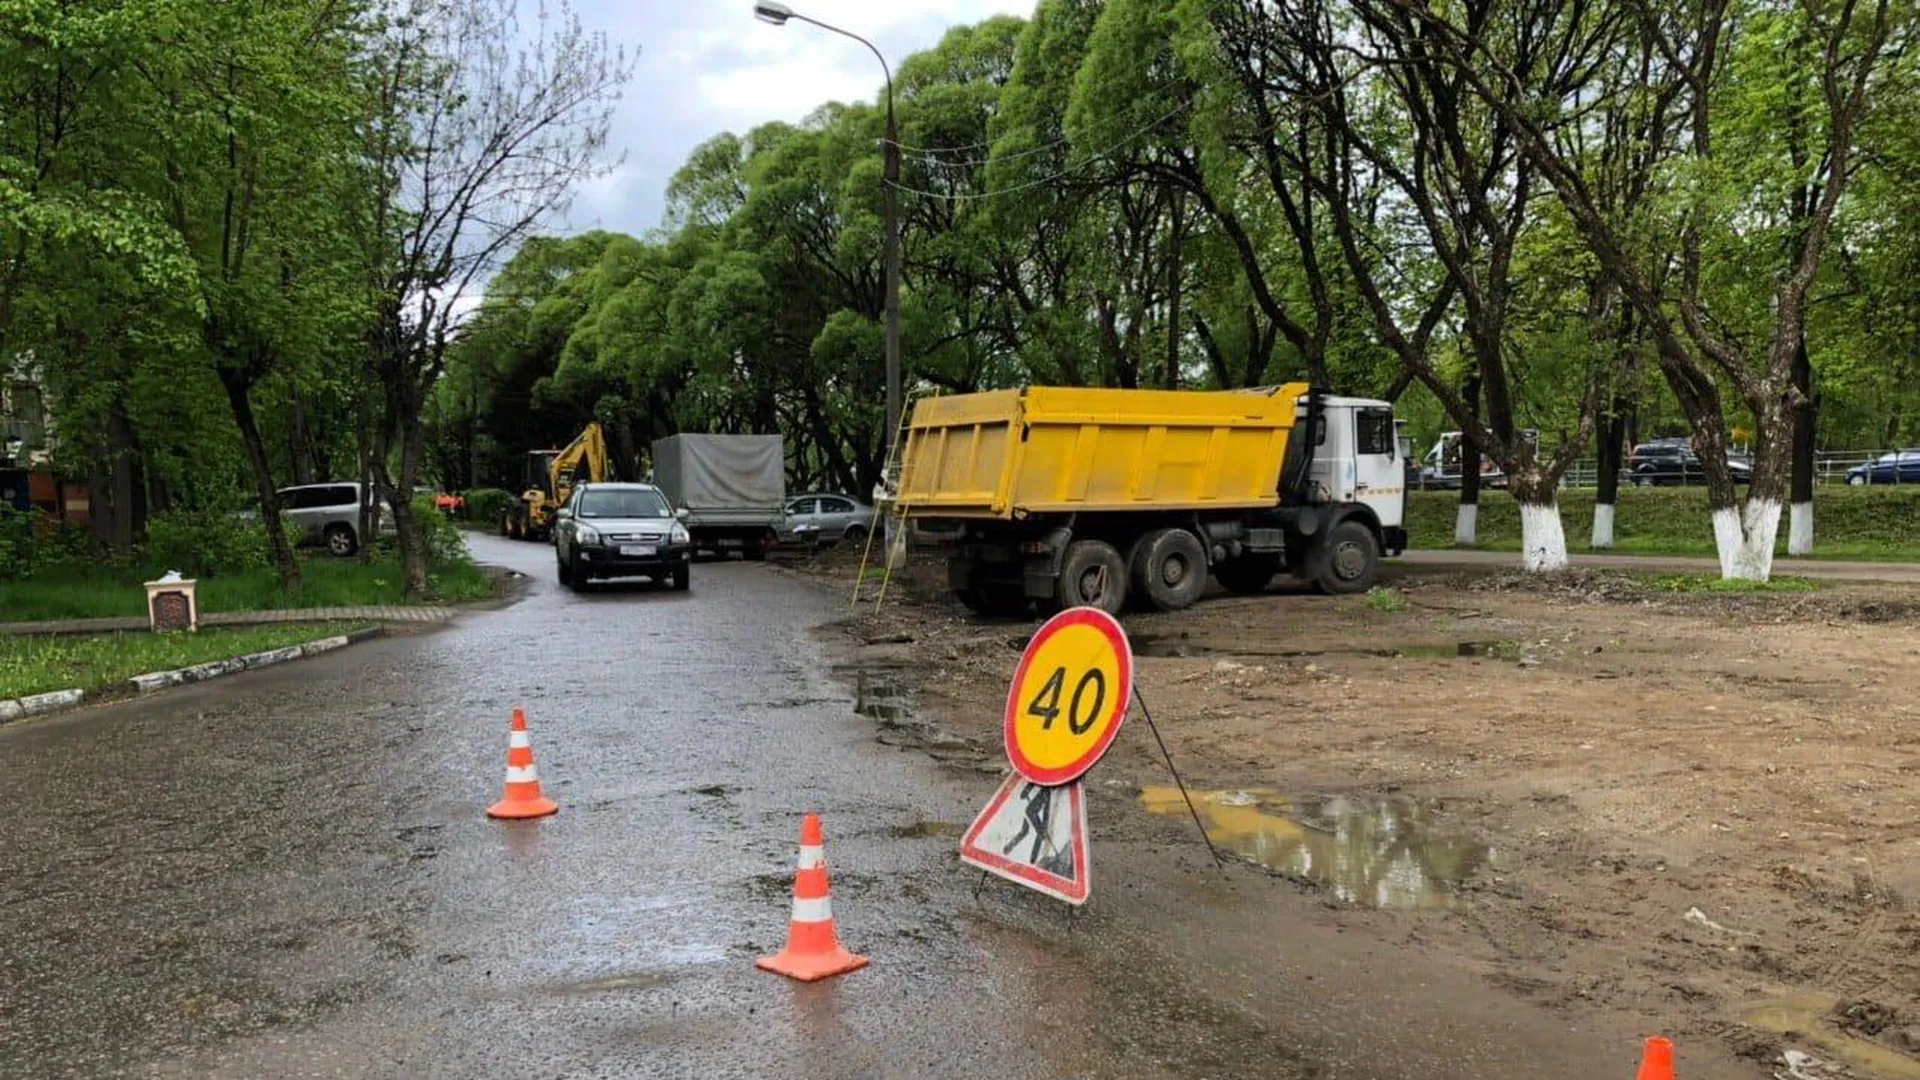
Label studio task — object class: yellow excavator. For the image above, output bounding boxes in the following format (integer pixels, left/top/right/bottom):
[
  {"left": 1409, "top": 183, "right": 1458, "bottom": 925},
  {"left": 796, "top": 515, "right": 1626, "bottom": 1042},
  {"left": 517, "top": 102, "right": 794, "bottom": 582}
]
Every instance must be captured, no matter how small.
[{"left": 502, "top": 422, "right": 609, "bottom": 541}]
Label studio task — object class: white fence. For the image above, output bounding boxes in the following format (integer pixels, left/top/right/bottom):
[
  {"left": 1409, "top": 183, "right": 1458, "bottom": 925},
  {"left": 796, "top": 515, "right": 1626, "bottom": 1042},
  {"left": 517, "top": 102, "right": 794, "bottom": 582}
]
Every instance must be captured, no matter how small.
[{"left": 1546, "top": 450, "right": 1904, "bottom": 490}]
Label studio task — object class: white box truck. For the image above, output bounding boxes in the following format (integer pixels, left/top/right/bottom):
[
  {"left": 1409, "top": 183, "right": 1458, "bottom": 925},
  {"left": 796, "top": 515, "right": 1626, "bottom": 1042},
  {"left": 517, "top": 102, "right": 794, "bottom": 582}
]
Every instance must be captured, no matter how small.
[{"left": 650, "top": 433, "right": 786, "bottom": 560}]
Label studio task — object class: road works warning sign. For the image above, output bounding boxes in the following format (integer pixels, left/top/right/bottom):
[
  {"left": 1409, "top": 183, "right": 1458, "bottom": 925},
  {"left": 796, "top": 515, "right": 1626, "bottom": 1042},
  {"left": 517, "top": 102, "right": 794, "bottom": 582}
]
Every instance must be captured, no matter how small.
[
  {"left": 959, "top": 772, "right": 1089, "bottom": 905},
  {"left": 1004, "top": 607, "right": 1133, "bottom": 785}
]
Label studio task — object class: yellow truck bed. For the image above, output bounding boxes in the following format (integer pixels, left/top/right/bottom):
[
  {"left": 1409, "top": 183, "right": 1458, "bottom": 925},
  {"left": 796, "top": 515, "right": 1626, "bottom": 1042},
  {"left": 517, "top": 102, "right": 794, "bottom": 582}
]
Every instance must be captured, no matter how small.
[{"left": 896, "top": 384, "right": 1309, "bottom": 519}]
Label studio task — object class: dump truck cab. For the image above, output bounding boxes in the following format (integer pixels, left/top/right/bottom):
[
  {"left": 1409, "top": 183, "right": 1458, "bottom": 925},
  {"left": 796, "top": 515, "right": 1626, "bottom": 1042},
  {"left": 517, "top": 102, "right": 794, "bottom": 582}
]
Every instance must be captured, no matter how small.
[
  {"left": 1294, "top": 393, "right": 1407, "bottom": 528},
  {"left": 896, "top": 384, "right": 1406, "bottom": 617}
]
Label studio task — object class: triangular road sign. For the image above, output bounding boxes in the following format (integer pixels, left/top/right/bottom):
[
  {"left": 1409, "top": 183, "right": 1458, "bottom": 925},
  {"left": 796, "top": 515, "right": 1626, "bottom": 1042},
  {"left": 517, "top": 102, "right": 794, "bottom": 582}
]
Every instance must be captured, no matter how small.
[{"left": 959, "top": 773, "right": 1089, "bottom": 905}]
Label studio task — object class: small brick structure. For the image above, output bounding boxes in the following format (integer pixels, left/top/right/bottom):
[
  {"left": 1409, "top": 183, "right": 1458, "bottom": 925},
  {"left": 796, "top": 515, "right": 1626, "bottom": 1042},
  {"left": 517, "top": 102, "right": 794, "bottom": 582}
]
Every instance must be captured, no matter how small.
[{"left": 144, "top": 574, "right": 199, "bottom": 633}]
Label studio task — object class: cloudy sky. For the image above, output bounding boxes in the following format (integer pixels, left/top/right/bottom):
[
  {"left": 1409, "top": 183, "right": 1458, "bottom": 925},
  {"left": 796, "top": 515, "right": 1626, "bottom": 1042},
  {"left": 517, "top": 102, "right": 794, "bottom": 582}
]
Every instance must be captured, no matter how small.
[{"left": 556, "top": 1, "right": 1035, "bottom": 239}]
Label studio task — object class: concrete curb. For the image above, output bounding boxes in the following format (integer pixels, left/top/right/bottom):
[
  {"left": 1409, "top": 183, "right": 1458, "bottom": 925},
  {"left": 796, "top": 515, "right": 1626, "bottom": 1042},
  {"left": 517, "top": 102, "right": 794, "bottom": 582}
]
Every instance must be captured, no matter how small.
[{"left": 1, "top": 626, "right": 390, "bottom": 724}]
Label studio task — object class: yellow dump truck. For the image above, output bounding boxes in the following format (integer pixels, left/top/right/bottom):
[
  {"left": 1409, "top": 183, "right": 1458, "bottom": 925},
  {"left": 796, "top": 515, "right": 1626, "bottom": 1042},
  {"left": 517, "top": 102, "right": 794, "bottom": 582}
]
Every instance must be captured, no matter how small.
[{"left": 894, "top": 383, "right": 1408, "bottom": 615}]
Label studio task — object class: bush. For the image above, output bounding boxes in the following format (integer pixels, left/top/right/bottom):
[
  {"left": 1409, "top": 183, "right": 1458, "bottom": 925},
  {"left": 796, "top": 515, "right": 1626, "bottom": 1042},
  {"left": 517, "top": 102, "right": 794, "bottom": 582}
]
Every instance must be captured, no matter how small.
[
  {"left": 0, "top": 507, "right": 33, "bottom": 577},
  {"left": 140, "top": 508, "right": 272, "bottom": 578},
  {"left": 410, "top": 496, "right": 470, "bottom": 565},
  {"left": 464, "top": 487, "right": 516, "bottom": 526},
  {"left": 0, "top": 508, "right": 102, "bottom": 577}
]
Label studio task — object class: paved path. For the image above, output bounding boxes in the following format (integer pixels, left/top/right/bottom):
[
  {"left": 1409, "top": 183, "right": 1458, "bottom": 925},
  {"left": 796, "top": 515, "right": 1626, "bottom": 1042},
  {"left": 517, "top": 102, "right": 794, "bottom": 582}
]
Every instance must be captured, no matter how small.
[
  {"left": 1393, "top": 547, "right": 1920, "bottom": 582},
  {"left": 0, "top": 532, "right": 1766, "bottom": 1080},
  {"left": 0, "top": 605, "right": 457, "bottom": 636}
]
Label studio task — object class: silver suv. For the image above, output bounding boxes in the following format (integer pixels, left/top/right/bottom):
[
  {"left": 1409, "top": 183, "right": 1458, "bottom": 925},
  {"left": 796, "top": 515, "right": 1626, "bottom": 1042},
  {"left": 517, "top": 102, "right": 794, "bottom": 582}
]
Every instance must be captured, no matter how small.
[
  {"left": 262, "top": 483, "right": 394, "bottom": 556},
  {"left": 554, "top": 482, "right": 694, "bottom": 591}
]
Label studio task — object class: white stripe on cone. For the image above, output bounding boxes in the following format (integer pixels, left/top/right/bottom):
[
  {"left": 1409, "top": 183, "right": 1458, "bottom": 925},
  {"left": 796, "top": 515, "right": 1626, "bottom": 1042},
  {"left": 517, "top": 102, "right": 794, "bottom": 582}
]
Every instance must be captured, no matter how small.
[
  {"left": 790, "top": 896, "right": 832, "bottom": 923},
  {"left": 509, "top": 730, "right": 531, "bottom": 749},
  {"left": 505, "top": 765, "right": 540, "bottom": 784},
  {"left": 797, "top": 845, "right": 824, "bottom": 869}
]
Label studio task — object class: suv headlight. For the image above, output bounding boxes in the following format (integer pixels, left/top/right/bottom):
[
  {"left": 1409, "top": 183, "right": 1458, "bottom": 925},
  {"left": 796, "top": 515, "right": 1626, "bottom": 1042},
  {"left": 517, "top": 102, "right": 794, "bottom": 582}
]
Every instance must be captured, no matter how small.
[
  {"left": 576, "top": 525, "right": 601, "bottom": 545},
  {"left": 670, "top": 523, "right": 690, "bottom": 545}
]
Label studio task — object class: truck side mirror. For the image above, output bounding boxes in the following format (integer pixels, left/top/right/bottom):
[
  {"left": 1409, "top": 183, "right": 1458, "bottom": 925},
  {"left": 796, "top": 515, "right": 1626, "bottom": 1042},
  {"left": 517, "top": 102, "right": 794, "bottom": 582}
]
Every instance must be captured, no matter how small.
[
  {"left": 675, "top": 507, "right": 690, "bottom": 519},
  {"left": 555, "top": 508, "right": 572, "bottom": 521}
]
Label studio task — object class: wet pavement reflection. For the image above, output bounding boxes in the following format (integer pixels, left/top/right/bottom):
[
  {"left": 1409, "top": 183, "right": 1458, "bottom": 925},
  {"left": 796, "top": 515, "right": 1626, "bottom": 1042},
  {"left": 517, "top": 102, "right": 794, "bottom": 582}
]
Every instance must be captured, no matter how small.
[
  {"left": 1139, "top": 787, "right": 1492, "bottom": 909},
  {"left": 0, "top": 535, "right": 1312, "bottom": 1079}
]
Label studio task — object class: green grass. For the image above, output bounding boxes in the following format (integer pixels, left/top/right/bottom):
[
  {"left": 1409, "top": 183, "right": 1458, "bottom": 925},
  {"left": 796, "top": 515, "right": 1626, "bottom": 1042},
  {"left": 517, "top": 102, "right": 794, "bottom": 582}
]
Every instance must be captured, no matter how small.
[
  {"left": 0, "top": 556, "right": 493, "bottom": 624},
  {"left": 1365, "top": 586, "right": 1408, "bottom": 612},
  {"left": 0, "top": 622, "right": 371, "bottom": 700},
  {"left": 1642, "top": 572, "right": 1821, "bottom": 594},
  {"left": 1407, "top": 488, "right": 1920, "bottom": 562}
]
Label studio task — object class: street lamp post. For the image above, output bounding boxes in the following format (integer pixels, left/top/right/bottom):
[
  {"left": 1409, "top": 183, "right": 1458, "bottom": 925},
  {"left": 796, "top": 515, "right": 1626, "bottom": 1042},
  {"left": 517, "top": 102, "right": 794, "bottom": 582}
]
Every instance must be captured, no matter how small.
[{"left": 754, "top": 1, "right": 904, "bottom": 567}]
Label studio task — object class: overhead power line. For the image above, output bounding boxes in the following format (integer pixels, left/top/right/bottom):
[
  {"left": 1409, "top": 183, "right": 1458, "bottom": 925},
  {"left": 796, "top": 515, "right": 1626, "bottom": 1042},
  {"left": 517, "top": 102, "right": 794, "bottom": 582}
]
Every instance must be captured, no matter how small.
[{"left": 881, "top": 101, "right": 1193, "bottom": 201}]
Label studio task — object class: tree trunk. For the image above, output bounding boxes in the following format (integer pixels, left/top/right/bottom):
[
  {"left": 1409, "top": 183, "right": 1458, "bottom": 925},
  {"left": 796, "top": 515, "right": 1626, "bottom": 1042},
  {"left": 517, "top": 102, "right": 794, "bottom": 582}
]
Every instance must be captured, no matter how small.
[
  {"left": 1510, "top": 468, "right": 1568, "bottom": 572},
  {"left": 88, "top": 455, "right": 115, "bottom": 554},
  {"left": 1166, "top": 192, "right": 1183, "bottom": 390},
  {"left": 381, "top": 386, "right": 433, "bottom": 599},
  {"left": 1707, "top": 400, "right": 1786, "bottom": 583},
  {"left": 105, "top": 404, "right": 138, "bottom": 557},
  {"left": 289, "top": 392, "right": 315, "bottom": 485},
  {"left": 1456, "top": 375, "right": 1482, "bottom": 546},
  {"left": 1788, "top": 334, "right": 1816, "bottom": 556},
  {"left": 1592, "top": 398, "right": 1629, "bottom": 549},
  {"left": 222, "top": 374, "right": 301, "bottom": 591}
]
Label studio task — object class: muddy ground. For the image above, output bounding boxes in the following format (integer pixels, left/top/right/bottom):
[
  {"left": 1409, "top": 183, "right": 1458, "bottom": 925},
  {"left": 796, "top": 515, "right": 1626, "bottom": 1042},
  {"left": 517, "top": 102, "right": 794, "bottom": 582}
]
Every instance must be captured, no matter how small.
[{"left": 788, "top": 547, "right": 1920, "bottom": 1079}]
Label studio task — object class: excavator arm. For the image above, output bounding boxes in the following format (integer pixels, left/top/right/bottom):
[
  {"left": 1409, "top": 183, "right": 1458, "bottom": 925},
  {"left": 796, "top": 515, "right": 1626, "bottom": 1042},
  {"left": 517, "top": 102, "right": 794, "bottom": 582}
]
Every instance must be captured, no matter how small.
[{"left": 548, "top": 422, "right": 609, "bottom": 505}]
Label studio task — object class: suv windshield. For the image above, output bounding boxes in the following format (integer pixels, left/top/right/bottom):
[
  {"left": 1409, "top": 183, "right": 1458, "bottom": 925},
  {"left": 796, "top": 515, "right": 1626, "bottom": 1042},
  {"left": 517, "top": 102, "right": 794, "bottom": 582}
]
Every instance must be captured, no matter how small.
[{"left": 577, "top": 488, "right": 670, "bottom": 519}]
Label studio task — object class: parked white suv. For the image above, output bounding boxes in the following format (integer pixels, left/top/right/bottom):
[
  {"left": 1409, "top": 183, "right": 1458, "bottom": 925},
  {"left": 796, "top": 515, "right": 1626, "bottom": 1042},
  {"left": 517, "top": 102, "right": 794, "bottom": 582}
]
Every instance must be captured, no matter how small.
[{"left": 250, "top": 483, "right": 395, "bottom": 556}]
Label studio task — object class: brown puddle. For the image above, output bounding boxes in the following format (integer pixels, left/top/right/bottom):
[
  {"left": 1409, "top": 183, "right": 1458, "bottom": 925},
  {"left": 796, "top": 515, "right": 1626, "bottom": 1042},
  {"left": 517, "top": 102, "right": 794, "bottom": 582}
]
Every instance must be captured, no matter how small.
[
  {"left": 1739, "top": 990, "right": 1920, "bottom": 1079},
  {"left": 1139, "top": 788, "right": 1491, "bottom": 909}
]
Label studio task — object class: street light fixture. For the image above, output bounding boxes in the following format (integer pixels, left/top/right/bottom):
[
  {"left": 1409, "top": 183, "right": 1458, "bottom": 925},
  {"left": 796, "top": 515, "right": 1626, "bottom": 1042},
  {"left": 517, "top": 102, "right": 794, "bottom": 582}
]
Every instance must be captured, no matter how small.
[{"left": 752, "top": 1, "right": 904, "bottom": 567}]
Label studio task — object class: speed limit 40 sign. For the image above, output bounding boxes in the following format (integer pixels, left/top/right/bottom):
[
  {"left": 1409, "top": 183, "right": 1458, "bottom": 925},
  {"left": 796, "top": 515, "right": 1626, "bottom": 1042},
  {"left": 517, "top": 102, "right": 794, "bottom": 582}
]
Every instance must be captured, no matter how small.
[{"left": 1003, "top": 607, "right": 1134, "bottom": 785}]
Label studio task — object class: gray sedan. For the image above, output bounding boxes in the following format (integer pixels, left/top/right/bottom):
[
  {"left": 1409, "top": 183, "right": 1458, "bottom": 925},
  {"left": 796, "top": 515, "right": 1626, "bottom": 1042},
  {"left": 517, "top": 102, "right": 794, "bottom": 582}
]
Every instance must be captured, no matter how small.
[{"left": 779, "top": 492, "right": 875, "bottom": 548}]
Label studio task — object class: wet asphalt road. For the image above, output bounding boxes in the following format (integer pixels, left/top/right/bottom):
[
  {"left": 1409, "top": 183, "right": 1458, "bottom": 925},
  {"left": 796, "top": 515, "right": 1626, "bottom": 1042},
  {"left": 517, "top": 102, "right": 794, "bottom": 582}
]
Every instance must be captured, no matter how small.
[
  {"left": 0, "top": 534, "right": 1758, "bottom": 1080},
  {"left": 0, "top": 535, "right": 1319, "bottom": 1080}
]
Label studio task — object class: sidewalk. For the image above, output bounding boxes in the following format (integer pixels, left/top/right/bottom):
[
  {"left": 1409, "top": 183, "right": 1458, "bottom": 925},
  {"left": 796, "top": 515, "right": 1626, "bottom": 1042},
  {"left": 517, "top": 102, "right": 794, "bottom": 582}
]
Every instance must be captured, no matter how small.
[
  {"left": 0, "top": 605, "right": 457, "bottom": 636},
  {"left": 1394, "top": 547, "right": 1920, "bottom": 583}
]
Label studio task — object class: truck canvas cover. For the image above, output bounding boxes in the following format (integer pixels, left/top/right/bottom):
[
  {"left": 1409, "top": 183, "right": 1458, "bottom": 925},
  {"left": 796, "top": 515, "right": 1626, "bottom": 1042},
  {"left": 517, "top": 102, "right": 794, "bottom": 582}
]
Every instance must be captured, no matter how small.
[{"left": 651, "top": 433, "right": 785, "bottom": 514}]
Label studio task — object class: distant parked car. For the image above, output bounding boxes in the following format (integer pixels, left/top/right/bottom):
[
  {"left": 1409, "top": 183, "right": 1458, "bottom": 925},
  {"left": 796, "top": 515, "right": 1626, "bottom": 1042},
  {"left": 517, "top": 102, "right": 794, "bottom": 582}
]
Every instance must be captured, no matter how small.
[
  {"left": 242, "top": 482, "right": 395, "bottom": 556},
  {"left": 1627, "top": 440, "right": 1752, "bottom": 487},
  {"left": 1846, "top": 449, "right": 1920, "bottom": 486},
  {"left": 779, "top": 492, "right": 876, "bottom": 548}
]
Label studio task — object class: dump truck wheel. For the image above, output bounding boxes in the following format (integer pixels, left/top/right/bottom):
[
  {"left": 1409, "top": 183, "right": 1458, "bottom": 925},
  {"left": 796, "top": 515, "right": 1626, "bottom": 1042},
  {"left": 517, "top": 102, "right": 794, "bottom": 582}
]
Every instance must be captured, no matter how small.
[
  {"left": 1056, "top": 540, "right": 1128, "bottom": 615},
  {"left": 1214, "top": 553, "right": 1279, "bottom": 595},
  {"left": 1132, "top": 528, "right": 1208, "bottom": 612},
  {"left": 1314, "top": 520, "right": 1379, "bottom": 595}
]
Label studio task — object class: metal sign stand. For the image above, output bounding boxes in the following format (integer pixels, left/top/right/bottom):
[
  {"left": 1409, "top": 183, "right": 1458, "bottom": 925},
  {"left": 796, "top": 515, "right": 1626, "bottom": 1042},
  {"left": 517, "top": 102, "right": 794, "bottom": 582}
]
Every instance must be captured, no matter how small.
[{"left": 1132, "top": 685, "right": 1228, "bottom": 872}]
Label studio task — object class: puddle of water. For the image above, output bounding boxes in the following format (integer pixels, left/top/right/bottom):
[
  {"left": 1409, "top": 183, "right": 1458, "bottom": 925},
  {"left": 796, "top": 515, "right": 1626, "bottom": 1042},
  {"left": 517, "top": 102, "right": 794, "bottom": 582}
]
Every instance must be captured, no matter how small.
[
  {"left": 1740, "top": 991, "right": 1920, "bottom": 1079},
  {"left": 1380, "top": 640, "right": 1522, "bottom": 661},
  {"left": 1139, "top": 787, "right": 1491, "bottom": 909},
  {"left": 1128, "top": 635, "right": 1520, "bottom": 662},
  {"left": 853, "top": 669, "right": 908, "bottom": 722}
]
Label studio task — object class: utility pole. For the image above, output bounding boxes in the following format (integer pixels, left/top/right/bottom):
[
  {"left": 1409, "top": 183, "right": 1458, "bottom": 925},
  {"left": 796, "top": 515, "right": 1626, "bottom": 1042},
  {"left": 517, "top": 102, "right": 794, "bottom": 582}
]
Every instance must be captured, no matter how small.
[{"left": 754, "top": 1, "right": 905, "bottom": 567}]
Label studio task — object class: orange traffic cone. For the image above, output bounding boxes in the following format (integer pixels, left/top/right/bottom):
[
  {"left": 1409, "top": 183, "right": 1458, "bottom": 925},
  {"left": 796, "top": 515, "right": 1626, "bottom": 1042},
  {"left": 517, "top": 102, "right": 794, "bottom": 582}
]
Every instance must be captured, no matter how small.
[
  {"left": 486, "top": 708, "right": 558, "bottom": 819},
  {"left": 756, "top": 813, "right": 868, "bottom": 982},
  {"left": 1635, "top": 1036, "right": 1674, "bottom": 1080}
]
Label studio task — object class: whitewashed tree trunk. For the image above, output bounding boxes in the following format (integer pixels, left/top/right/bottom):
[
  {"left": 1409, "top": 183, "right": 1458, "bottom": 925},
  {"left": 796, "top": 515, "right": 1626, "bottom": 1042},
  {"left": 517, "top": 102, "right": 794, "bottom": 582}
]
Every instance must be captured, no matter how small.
[
  {"left": 1454, "top": 502, "right": 1478, "bottom": 546},
  {"left": 1787, "top": 501, "right": 1813, "bottom": 556},
  {"left": 1591, "top": 502, "right": 1615, "bottom": 549},
  {"left": 1714, "top": 499, "right": 1782, "bottom": 581},
  {"left": 1520, "top": 501, "right": 1569, "bottom": 571}
]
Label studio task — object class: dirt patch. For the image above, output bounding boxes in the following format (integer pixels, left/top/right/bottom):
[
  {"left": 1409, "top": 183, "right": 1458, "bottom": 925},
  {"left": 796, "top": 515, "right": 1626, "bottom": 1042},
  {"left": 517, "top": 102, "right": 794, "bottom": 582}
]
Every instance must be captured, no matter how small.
[{"left": 796, "top": 547, "right": 1920, "bottom": 1073}]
